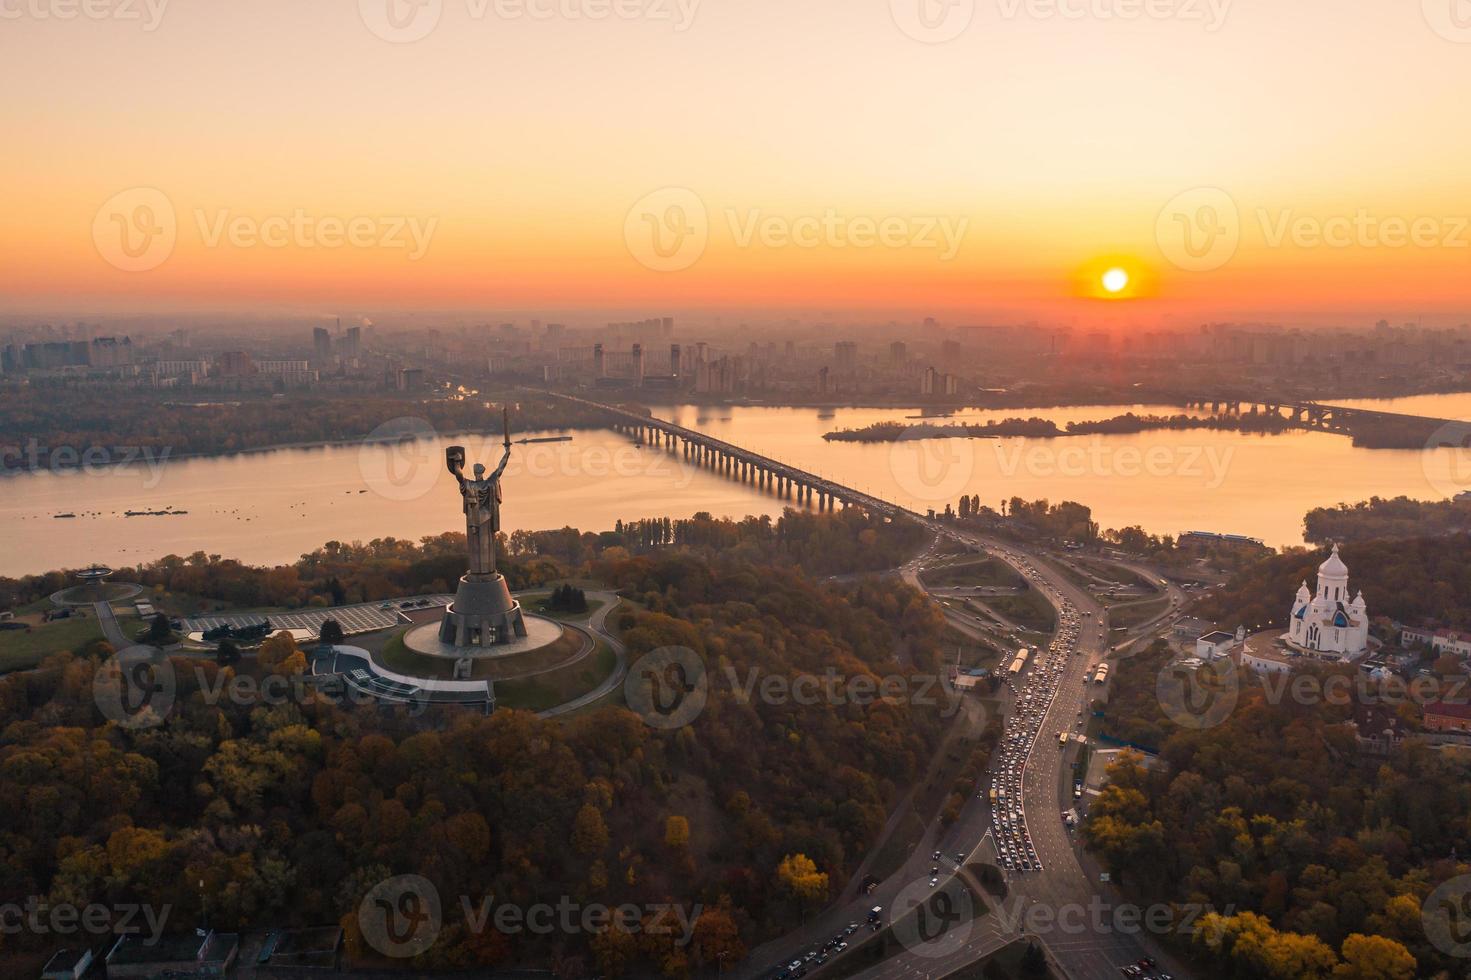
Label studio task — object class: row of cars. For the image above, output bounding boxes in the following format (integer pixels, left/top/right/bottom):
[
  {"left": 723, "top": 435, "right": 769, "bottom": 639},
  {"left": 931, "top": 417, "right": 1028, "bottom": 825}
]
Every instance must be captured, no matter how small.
[
  {"left": 1121, "top": 956, "right": 1173, "bottom": 979},
  {"left": 770, "top": 922, "right": 866, "bottom": 980},
  {"left": 985, "top": 549, "right": 1083, "bottom": 875}
]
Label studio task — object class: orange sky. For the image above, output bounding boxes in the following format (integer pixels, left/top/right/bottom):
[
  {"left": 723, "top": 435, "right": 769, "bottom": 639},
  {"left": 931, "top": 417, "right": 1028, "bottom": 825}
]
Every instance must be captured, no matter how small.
[{"left": 4, "top": 0, "right": 1470, "bottom": 323}]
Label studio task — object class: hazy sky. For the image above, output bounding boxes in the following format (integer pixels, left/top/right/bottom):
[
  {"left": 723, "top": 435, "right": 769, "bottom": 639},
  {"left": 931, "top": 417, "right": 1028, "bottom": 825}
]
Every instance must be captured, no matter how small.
[{"left": 4, "top": 0, "right": 1470, "bottom": 324}]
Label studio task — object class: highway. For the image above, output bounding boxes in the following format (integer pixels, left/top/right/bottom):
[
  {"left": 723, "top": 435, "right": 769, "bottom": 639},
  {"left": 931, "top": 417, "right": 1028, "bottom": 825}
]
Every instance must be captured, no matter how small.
[
  {"left": 554, "top": 394, "right": 1196, "bottom": 979},
  {"left": 742, "top": 529, "right": 1194, "bottom": 980}
]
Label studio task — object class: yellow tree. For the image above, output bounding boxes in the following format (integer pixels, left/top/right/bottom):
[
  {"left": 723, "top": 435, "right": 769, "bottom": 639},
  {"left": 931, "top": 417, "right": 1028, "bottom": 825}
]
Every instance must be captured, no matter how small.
[
  {"left": 665, "top": 815, "right": 690, "bottom": 850},
  {"left": 572, "top": 803, "right": 609, "bottom": 855},
  {"left": 691, "top": 905, "right": 746, "bottom": 969},
  {"left": 1333, "top": 934, "right": 1416, "bottom": 980},
  {"left": 776, "top": 853, "right": 829, "bottom": 906},
  {"left": 257, "top": 632, "right": 297, "bottom": 671}
]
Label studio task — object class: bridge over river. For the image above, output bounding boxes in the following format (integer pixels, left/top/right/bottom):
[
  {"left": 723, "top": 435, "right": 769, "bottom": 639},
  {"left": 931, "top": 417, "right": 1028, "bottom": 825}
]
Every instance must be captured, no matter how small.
[
  {"left": 537, "top": 391, "right": 919, "bottom": 516},
  {"left": 1181, "top": 394, "right": 1465, "bottom": 440}
]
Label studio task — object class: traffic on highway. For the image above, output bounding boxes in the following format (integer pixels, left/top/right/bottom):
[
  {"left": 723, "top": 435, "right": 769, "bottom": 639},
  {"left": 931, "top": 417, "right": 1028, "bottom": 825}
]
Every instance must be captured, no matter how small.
[{"left": 986, "top": 552, "right": 1084, "bottom": 877}]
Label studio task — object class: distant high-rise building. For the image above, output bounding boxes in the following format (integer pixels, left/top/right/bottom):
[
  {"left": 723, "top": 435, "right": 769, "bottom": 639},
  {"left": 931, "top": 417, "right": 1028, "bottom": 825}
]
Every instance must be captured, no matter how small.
[
  {"left": 313, "top": 327, "right": 332, "bottom": 359},
  {"left": 216, "top": 351, "right": 256, "bottom": 377},
  {"left": 889, "top": 341, "right": 907, "bottom": 364},
  {"left": 835, "top": 341, "right": 857, "bottom": 369}
]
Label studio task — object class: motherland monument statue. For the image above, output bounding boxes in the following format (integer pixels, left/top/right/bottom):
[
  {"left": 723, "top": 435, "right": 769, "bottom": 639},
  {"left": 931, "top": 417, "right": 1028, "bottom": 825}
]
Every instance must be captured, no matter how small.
[{"left": 437, "top": 407, "right": 528, "bottom": 647}]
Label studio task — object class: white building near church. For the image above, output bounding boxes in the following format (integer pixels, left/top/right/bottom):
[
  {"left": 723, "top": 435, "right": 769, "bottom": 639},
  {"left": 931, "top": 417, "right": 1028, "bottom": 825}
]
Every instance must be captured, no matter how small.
[{"left": 1286, "top": 543, "right": 1369, "bottom": 660}]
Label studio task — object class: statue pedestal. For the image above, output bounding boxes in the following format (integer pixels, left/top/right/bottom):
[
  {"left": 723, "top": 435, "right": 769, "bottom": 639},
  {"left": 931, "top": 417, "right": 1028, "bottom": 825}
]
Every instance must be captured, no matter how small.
[{"left": 438, "top": 573, "right": 527, "bottom": 647}]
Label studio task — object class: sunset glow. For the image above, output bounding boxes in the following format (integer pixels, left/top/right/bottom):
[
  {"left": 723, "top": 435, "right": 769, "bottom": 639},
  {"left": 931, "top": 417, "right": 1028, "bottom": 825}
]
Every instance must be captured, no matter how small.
[{"left": 3, "top": 0, "right": 1470, "bottom": 325}]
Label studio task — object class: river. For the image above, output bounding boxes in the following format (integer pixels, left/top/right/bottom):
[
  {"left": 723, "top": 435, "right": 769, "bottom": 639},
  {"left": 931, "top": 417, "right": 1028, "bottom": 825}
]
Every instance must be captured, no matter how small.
[{"left": 2, "top": 396, "right": 1467, "bottom": 578}]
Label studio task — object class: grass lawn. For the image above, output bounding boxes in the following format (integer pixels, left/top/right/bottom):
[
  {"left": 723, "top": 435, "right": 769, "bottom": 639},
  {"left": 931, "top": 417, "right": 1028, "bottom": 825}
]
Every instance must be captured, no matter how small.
[
  {"left": 1108, "top": 595, "right": 1171, "bottom": 631},
  {"left": 985, "top": 588, "right": 1058, "bottom": 633},
  {"left": 520, "top": 591, "right": 608, "bottom": 622},
  {"left": 943, "top": 937, "right": 1058, "bottom": 980},
  {"left": 0, "top": 615, "right": 106, "bottom": 672},
  {"left": 920, "top": 558, "right": 1028, "bottom": 591},
  {"left": 497, "top": 641, "right": 618, "bottom": 712}
]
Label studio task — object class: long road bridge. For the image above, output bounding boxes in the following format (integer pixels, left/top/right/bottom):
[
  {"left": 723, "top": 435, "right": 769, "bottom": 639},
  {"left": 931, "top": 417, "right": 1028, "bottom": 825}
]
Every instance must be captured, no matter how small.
[
  {"left": 538, "top": 390, "right": 916, "bottom": 516},
  {"left": 1181, "top": 394, "right": 1463, "bottom": 437}
]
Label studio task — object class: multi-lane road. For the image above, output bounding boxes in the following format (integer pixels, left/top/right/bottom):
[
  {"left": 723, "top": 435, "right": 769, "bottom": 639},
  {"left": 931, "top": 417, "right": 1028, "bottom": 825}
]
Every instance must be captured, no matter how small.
[{"left": 744, "top": 525, "right": 1194, "bottom": 980}]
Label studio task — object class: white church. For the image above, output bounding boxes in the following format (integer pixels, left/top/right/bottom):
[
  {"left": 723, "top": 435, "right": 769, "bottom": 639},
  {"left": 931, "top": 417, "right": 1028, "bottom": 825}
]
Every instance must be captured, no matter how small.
[{"left": 1286, "top": 544, "right": 1370, "bottom": 660}]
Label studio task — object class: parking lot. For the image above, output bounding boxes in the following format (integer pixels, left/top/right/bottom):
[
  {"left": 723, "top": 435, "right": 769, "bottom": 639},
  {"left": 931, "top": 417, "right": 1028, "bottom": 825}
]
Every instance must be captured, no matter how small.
[{"left": 184, "top": 594, "right": 452, "bottom": 638}]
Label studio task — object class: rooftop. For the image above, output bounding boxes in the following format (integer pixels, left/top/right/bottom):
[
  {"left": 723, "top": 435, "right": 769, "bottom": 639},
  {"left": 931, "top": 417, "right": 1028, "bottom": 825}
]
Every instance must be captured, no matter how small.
[{"left": 1426, "top": 700, "right": 1471, "bottom": 720}]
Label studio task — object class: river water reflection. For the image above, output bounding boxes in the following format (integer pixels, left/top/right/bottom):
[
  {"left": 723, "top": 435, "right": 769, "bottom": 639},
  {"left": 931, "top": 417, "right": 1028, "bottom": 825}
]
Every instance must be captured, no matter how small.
[{"left": 1, "top": 397, "right": 1467, "bottom": 577}]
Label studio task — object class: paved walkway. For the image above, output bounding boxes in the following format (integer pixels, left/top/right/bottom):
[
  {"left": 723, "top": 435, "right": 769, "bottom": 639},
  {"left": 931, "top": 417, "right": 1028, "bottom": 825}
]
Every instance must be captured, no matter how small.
[{"left": 538, "top": 591, "right": 627, "bottom": 718}]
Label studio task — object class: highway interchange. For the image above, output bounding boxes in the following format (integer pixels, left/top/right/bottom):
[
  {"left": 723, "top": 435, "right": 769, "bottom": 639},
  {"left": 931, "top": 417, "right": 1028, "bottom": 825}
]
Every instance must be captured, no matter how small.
[{"left": 742, "top": 523, "right": 1194, "bottom": 980}]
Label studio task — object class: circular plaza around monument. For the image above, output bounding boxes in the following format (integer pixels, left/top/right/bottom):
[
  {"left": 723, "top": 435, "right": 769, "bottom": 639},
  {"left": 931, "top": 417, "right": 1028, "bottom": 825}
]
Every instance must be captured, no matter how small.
[
  {"left": 403, "top": 612, "right": 565, "bottom": 660},
  {"left": 306, "top": 420, "right": 623, "bottom": 716}
]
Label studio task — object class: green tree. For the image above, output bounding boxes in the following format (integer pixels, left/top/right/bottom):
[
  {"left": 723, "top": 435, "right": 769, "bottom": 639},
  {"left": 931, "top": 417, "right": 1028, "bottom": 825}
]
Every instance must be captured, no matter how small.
[{"left": 319, "top": 618, "right": 345, "bottom": 646}]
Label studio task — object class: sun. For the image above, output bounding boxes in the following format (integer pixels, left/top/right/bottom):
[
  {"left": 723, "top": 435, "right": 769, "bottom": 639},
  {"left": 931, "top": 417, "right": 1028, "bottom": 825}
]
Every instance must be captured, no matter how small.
[{"left": 1101, "top": 267, "right": 1129, "bottom": 294}]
